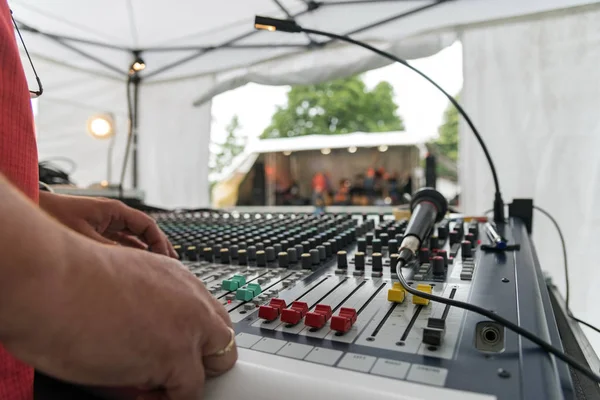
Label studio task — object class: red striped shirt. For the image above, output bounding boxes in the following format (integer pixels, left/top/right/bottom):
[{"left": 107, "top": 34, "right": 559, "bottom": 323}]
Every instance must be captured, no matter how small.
[{"left": 0, "top": 0, "right": 39, "bottom": 398}]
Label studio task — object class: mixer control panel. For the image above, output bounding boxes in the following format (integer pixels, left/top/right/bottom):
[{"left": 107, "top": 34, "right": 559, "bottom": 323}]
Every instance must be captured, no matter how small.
[{"left": 152, "top": 210, "right": 574, "bottom": 400}]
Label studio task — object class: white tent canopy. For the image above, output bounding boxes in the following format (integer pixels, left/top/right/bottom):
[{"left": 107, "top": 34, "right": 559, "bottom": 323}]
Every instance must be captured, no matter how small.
[{"left": 12, "top": 0, "right": 597, "bottom": 207}]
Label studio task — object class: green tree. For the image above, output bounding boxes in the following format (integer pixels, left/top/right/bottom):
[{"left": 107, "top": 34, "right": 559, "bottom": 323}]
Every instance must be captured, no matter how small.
[
  {"left": 261, "top": 75, "right": 404, "bottom": 138},
  {"left": 434, "top": 94, "right": 459, "bottom": 161},
  {"left": 211, "top": 115, "right": 246, "bottom": 175}
]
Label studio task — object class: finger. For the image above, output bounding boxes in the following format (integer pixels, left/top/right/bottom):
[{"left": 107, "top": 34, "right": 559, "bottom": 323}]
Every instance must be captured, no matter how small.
[
  {"left": 110, "top": 205, "right": 171, "bottom": 256},
  {"left": 81, "top": 225, "right": 118, "bottom": 246},
  {"left": 202, "top": 324, "right": 237, "bottom": 378},
  {"left": 105, "top": 231, "right": 148, "bottom": 250},
  {"left": 207, "top": 294, "right": 233, "bottom": 328},
  {"left": 167, "top": 241, "right": 178, "bottom": 259}
]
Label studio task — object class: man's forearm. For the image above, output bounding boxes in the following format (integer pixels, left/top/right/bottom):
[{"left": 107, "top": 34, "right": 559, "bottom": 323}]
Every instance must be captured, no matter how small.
[{"left": 0, "top": 175, "right": 97, "bottom": 343}]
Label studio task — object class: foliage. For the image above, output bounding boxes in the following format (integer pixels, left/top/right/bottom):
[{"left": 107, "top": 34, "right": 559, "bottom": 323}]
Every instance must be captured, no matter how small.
[
  {"left": 261, "top": 75, "right": 404, "bottom": 138},
  {"left": 433, "top": 94, "right": 459, "bottom": 162},
  {"left": 210, "top": 115, "right": 246, "bottom": 175}
]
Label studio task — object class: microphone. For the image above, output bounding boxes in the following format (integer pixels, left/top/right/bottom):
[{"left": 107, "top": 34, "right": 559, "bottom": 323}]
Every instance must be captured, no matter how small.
[
  {"left": 398, "top": 188, "right": 448, "bottom": 263},
  {"left": 254, "top": 16, "right": 506, "bottom": 223}
]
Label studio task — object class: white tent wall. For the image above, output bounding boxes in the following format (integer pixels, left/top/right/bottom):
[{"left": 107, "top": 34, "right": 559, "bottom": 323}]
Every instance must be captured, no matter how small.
[
  {"left": 138, "top": 76, "right": 214, "bottom": 208},
  {"left": 32, "top": 58, "right": 132, "bottom": 189},
  {"left": 459, "top": 4, "right": 600, "bottom": 347}
]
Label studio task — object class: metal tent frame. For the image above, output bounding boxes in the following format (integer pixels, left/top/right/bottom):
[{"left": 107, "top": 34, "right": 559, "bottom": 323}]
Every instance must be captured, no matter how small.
[{"left": 14, "top": 0, "right": 449, "bottom": 189}]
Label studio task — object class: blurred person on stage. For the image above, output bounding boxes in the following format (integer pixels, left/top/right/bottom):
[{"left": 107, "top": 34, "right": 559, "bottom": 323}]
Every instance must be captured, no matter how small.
[{"left": 0, "top": 1, "right": 236, "bottom": 399}]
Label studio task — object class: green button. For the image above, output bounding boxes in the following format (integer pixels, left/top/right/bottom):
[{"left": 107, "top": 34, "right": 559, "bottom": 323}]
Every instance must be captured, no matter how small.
[
  {"left": 231, "top": 275, "right": 246, "bottom": 286},
  {"left": 247, "top": 283, "right": 262, "bottom": 296},
  {"left": 236, "top": 289, "right": 254, "bottom": 301},
  {"left": 221, "top": 279, "right": 239, "bottom": 291}
]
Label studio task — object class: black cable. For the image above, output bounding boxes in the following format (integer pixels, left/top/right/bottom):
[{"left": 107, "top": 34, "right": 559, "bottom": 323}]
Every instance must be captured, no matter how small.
[
  {"left": 394, "top": 258, "right": 600, "bottom": 383},
  {"left": 533, "top": 205, "right": 600, "bottom": 335},
  {"left": 299, "top": 26, "right": 505, "bottom": 222}
]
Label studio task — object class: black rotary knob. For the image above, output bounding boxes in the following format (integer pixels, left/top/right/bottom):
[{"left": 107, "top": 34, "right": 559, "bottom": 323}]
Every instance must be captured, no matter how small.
[
  {"left": 432, "top": 256, "right": 445, "bottom": 276},
  {"left": 388, "top": 239, "right": 399, "bottom": 255},
  {"left": 419, "top": 248, "right": 430, "bottom": 264},
  {"left": 310, "top": 249, "right": 320, "bottom": 265},
  {"left": 219, "top": 248, "right": 230, "bottom": 264},
  {"left": 372, "top": 252, "right": 383, "bottom": 272},
  {"left": 238, "top": 249, "right": 248, "bottom": 265},
  {"left": 357, "top": 238, "right": 367, "bottom": 253},
  {"left": 287, "top": 248, "right": 298, "bottom": 263},
  {"left": 247, "top": 246, "right": 257, "bottom": 261},
  {"left": 278, "top": 252, "right": 289, "bottom": 268},
  {"left": 256, "top": 250, "right": 267, "bottom": 267},
  {"left": 354, "top": 252, "right": 365, "bottom": 271},
  {"left": 203, "top": 247, "right": 213, "bottom": 262},
  {"left": 265, "top": 247, "right": 276, "bottom": 262},
  {"left": 372, "top": 239, "right": 382, "bottom": 254},
  {"left": 301, "top": 253, "right": 312, "bottom": 269},
  {"left": 337, "top": 251, "right": 348, "bottom": 269}
]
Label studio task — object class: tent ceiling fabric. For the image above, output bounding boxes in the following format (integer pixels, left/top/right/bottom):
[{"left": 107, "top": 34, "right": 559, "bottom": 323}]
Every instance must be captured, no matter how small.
[{"left": 11, "top": 0, "right": 598, "bottom": 83}]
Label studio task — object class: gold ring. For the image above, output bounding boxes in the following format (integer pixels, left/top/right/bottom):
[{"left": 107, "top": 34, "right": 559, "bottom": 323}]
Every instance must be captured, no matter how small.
[{"left": 210, "top": 327, "right": 236, "bottom": 357}]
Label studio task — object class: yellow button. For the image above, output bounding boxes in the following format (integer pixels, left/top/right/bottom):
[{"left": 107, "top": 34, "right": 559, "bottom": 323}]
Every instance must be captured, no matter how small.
[
  {"left": 387, "top": 282, "right": 406, "bottom": 303},
  {"left": 413, "top": 283, "right": 432, "bottom": 305}
]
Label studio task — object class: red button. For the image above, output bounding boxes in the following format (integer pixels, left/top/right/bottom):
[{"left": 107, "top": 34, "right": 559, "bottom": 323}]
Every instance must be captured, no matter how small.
[
  {"left": 258, "top": 298, "right": 287, "bottom": 321},
  {"left": 305, "top": 304, "right": 333, "bottom": 329},
  {"left": 281, "top": 301, "right": 308, "bottom": 325},
  {"left": 330, "top": 307, "right": 357, "bottom": 333}
]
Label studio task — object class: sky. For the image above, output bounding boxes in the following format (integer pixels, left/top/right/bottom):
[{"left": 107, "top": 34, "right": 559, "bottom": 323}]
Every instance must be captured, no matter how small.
[{"left": 210, "top": 41, "right": 463, "bottom": 146}]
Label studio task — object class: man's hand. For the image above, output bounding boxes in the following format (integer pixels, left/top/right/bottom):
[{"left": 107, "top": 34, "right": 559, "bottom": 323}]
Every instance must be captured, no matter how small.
[
  {"left": 0, "top": 177, "right": 237, "bottom": 399},
  {"left": 39, "top": 191, "right": 177, "bottom": 258}
]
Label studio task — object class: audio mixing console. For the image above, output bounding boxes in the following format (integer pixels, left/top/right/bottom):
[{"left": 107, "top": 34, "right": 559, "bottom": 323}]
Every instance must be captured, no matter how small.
[
  {"left": 34, "top": 206, "right": 588, "bottom": 400},
  {"left": 144, "top": 209, "right": 574, "bottom": 400}
]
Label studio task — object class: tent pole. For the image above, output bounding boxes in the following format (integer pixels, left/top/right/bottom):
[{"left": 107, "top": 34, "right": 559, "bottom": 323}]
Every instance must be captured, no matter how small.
[{"left": 132, "top": 75, "right": 141, "bottom": 189}]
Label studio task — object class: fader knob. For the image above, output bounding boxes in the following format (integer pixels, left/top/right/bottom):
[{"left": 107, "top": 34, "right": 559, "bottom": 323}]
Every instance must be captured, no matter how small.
[
  {"left": 301, "top": 253, "right": 312, "bottom": 269},
  {"left": 461, "top": 241, "right": 472, "bottom": 259},
  {"left": 256, "top": 250, "right": 267, "bottom": 267},
  {"left": 357, "top": 238, "right": 367, "bottom": 253},
  {"left": 278, "top": 252, "right": 289, "bottom": 268},
  {"left": 265, "top": 247, "right": 276, "bottom": 262},
  {"left": 287, "top": 248, "right": 298, "bottom": 264},
  {"left": 372, "top": 253, "right": 383, "bottom": 272},
  {"left": 432, "top": 256, "right": 445, "bottom": 276},
  {"left": 220, "top": 248, "right": 230, "bottom": 264},
  {"left": 372, "top": 239, "right": 382, "bottom": 253},
  {"left": 337, "top": 251, "right": 348, "bottom": 269},
  {"left": 185, "top": 246, "right": 198, "bottom": 261},
  {"left": 213, "top": 244, "right": 222, "bottom": 257},
  {"left": 238, "top": 249, "right": 248, "bottom": 265},
  {"left": 354, "top": 252, "right": 365, "bottom": 271},
  {"left": 365, "top": 233, "right": 374, "bottom": 245},
  {"left": 388, "top": 239, "right": 399, "bottom": 255},
  {"left": 256, "top": 242, "right": 265, "bottom": 251}
]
